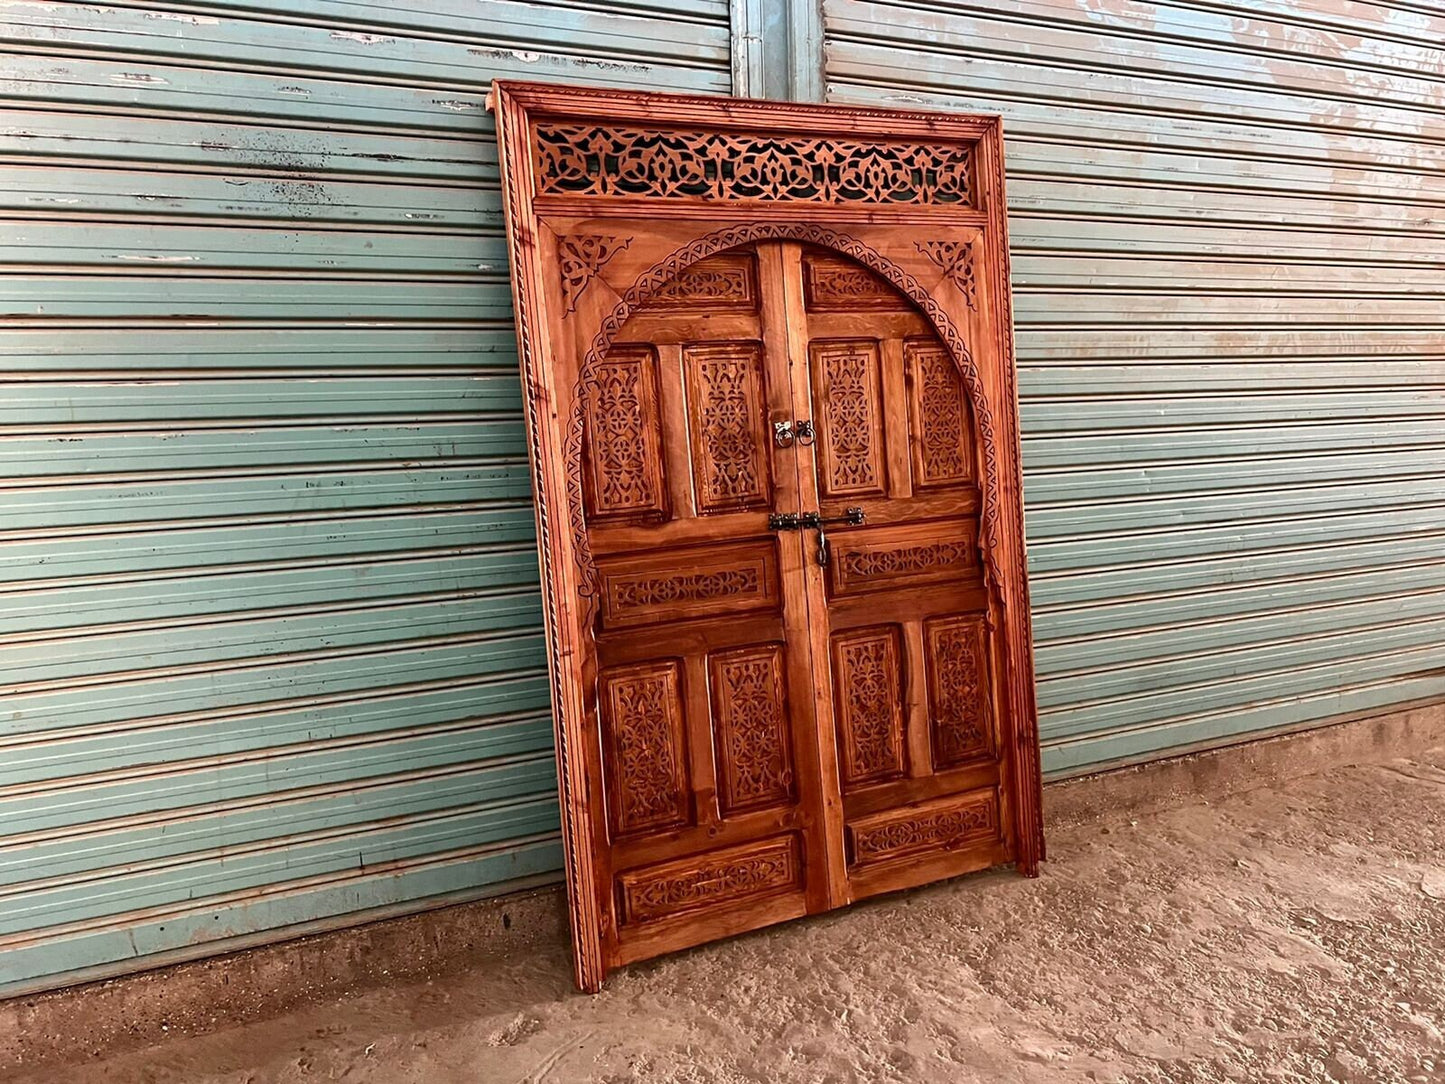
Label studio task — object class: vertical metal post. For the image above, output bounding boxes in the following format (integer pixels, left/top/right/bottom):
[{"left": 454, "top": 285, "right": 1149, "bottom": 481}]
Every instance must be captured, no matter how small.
[{"left": 731, "top": 0, "right": 824, "bottom": 102}]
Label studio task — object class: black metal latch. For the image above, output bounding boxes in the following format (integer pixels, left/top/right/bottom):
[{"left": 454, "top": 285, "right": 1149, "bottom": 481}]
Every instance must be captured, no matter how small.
[{"left": 767, "top": 507, "right": 865, "bottom": 566}]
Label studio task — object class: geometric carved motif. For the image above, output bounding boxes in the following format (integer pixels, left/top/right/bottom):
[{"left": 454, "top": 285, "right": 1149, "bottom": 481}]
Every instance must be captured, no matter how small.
[
  {"left": 645, "top": 253, "right": 757, "bottom": 312},
  {"left": 711, "top": 646, "right": 794, "bottom": 813},
  {"left": 915, "top": 239, "right": 977, "bottom": 310},
  {"left": 833, "top": 536, "right": 976, "bottom": 596},
  {"left": 803, "top": 254, "right": 908, "bottom": 311},
  {"left": 585, "top": 347, "right": 665, "bottom": 520},
  {"left": 558, "top": 234, "right": 631, "bottom": 314},
  {"left": 847, "top": 791, "right": 999, "bottom": 867},
  {"left": 907, "top": 340, "right": 972, "bottom": 488},
  {"left": 926, "top": 617, "right": 993, "bottom": 768},
  {"left": 601, "top": 662, "right": 689, "bottom": 835},
  {"left": 812, "top": 340, "right": 886, "bottom": 498},
  {"left": 832, "top": 627, "right": 905, "bottom": 787},
  {"left": 536, "top": 125, "right": 973, "bottom": 205},
  {"left": 685, "top": 344, "right": 769, "bottom": 513},
  {"left": 617, "top": 836, "right": 801, "bottom": 924}
]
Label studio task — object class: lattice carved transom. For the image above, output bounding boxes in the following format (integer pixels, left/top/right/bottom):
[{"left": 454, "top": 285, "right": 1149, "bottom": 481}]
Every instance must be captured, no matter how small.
[{"left": 536, "top": 125, "right": 973, "bottom": 206}]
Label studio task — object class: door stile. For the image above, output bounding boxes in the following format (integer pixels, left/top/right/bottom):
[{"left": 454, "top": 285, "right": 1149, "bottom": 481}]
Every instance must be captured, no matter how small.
[
  {"left": 901, "top": 620, "right": 933, "bottom": 780},
  {"left": 878, "top": 337, "right": 913, "bottom": 501},
  {"left": 755, "top": 242, "right": 850, "bottom": 912},
  {"left": 654, "top": 342, "right": 698, "bottom": 520}
]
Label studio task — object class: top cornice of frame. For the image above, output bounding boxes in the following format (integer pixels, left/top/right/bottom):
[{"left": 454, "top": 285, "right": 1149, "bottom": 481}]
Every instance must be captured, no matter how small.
[{"left": 488, "top": 80, "right": 1000, "bottom": 145}]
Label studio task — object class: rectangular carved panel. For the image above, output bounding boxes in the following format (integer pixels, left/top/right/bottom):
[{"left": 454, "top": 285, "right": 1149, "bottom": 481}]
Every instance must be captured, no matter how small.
[
  {"left": 802, "top": 254, "right": 910, "bottom": 312},
  {"left": 710, "top": 645, "right": 794, "bottom": 814},
  {"left": 642, "top": 253, "right": 757, "bottom": 312},
  {"left": 584, "top": 346, "right": 666, "bottom": 522},
  {"left": 829, "top": 523, "right": 979, "bottom": 598},
  {"left": 684, "top": 343, "right": 770, "bottom": 514},
  {"left": 597, "top": 541, "right": 780, "bottom": 630},
  {"left": 925, "top": 616, "right": 995, "bottom": 768},
  {"left": 617, "top": 835, "right": 802, "bottom": 925},
  {"left": 906, "top": 338, "right": 973, "bottom": 489},
  {"left": 831, "top": 627, "right": 906, "bottom": 788},
  {"left": 810, "top": 339, "right": 888, "bottom": 499},
  {"left": 600, "top": 661, "right": 690, "bottom": 837},
  {"left": 847, "top": 790, "right": 1000, "bottom": 868}
]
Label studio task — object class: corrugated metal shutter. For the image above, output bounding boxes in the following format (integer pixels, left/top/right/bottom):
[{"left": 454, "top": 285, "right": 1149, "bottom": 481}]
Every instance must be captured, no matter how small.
[
  {"left": 0, "top": 0, "right": 731, "bottom": 996},
  {"left": 822, "top": 0, "right": 1445, "bottom": 773}
]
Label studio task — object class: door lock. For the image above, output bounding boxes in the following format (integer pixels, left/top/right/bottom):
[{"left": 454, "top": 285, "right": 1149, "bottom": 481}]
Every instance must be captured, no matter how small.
[
  {"left": 803, "top": 507, "right": 865, "bottom": 567},
  {"left": 766, "top": 507, "right": 865, "bottom": 567}
]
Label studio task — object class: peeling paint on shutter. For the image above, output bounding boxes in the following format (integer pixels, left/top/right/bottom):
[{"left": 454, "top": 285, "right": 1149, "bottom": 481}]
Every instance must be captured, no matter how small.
[
  {"left": 0, "top": 0, "right": 731, "bottom": 996},
  {"left": 822, "top": 0, "right": 1445, "bottom": 774}
]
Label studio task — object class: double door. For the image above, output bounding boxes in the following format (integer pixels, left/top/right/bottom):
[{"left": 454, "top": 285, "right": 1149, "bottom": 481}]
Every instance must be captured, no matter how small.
[{"left": 585, "top": 242, "right": 1014, "bottom": 968}]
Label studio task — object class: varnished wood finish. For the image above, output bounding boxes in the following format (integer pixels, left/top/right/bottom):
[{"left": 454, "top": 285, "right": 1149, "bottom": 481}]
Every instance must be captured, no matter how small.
[{"left": 491, "top": 82, "right": 1042, "bottom": 992}]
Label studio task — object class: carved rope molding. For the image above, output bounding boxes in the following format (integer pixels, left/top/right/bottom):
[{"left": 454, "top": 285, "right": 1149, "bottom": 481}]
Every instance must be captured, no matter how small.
[
  {"left": 565, "top": 222, "right": 1005, "bottom": 597},
  {"left": 493, "top": 93, "right": 604, "bottom": 992},
  {"left": 987, "top": 132, "right": 1046, "bottom": 867}
]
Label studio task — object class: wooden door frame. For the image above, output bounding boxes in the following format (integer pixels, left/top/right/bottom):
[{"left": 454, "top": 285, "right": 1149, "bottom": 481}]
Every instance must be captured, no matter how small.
[{"left": 490, "top": 81, "right": 1042, "bottom": 992}]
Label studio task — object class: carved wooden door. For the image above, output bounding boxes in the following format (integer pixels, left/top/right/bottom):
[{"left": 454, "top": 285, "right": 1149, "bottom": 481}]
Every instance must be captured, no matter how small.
[
  {"left": 492, "top": 82, "right": 1043, "bottom": 992},
  {"left": 577, "top": 243, "right": 838, "bottom": 970},
  {"left": 791, "top": 249, "right": 1012, "bottom": 902}
]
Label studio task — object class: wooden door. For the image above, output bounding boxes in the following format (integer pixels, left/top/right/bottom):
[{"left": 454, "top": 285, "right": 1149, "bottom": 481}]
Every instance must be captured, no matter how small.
[
  {"left": 492, "top": 81, "right": 1043, "bottom": 992},
  {"left": 580, "top": 244, "right": 844, "bottom": 969},
  {"left": 791, "top": 248, "right": 1011, "bottom": 902}
]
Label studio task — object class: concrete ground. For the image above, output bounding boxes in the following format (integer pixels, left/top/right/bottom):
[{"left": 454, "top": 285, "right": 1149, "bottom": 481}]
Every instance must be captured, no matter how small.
[{"left": 9, "top": 747, "right": 1445, "bottom": 1084}]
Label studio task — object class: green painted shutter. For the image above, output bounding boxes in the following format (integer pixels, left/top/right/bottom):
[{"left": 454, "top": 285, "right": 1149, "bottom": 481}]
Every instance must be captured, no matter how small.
[
  {"left": 0, "top": 0, "right": 731, "bottom": 996},
  {"left": 822, "top": 0, "right": 1445, "bottom": 773}
]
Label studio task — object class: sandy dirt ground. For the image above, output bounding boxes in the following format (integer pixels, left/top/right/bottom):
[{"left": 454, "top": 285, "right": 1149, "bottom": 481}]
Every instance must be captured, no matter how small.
[{"left": 9, "top": 748, "right": 1445, "bottom": 1084}]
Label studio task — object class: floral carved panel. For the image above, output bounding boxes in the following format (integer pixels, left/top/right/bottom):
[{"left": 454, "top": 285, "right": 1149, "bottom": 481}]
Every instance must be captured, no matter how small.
[
  {"left": 810, "top": 339, "right": 888, "bottom": 499},
  {"left": 906, "top": 338, "right": 973, "bottom": 489},
  {"left": 684, "top": 343, "right": 770, "bottom": 514},
  {"left": 583, "top": 346, "right": 666, "bottom": 522},
  {"left": 600, "top": 661, "right": 690, "bottom": 837},
  {"left": 617, "top": 836, "right": 801, "bottom": 924},
  {"left": 558, "top": 234, "right": 631, "bottom": 314},
  {"left": 926, "top": 616, "right": 994, "bottom": 768},
  {"left": 916, "top": 239, "right": 977, "bottom": 309},
  {"left": 597, "top": 541, "right": 779, "bottom": 629},
  {"left": 847, "top": 791, "right": 999, "bottom": 867},
  {"left": 832, "top": 627, "right": 906, "bottom": 788},
  {"left": 642, "top": 252, "right": 757, "bottom": 312},
  {"left": 710, "top": 645, "right": 795, "bottom": 814},
  {"left": 802, "top": 253, "right": 909, "bottom": 311},
  {"left": 829, "top": 529, "right": 978, "bottom": 597}
]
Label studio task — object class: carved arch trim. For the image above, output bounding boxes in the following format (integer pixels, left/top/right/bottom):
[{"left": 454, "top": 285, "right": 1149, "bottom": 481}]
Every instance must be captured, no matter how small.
[{"left": 565, "top": 222, "right": 1004, "bottom": 596}]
